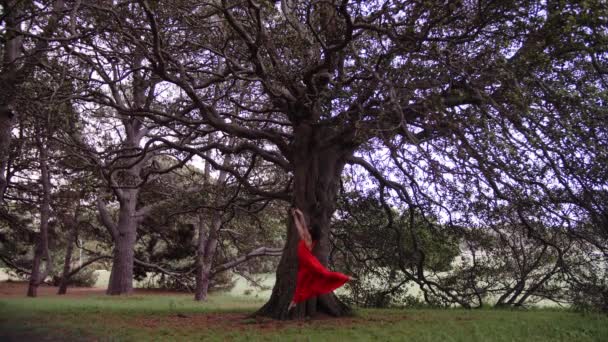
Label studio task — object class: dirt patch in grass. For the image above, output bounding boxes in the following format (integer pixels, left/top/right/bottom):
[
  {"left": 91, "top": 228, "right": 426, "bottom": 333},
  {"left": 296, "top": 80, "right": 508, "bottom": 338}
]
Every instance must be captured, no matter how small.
[{"left": 0, "top": 281, "right": 105, "bottom": 298}]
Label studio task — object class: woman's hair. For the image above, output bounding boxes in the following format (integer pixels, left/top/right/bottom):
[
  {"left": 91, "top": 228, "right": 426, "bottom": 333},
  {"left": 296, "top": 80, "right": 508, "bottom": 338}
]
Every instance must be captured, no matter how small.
[{"left": 309, "top": 223, "right": 321, "bottom": 242}]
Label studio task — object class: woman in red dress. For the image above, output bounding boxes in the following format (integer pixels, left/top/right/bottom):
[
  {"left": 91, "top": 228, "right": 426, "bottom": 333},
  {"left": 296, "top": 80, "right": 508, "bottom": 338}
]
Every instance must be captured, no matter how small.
[{"left": 288, "top": 208, "right": 355, "bottom": 311}]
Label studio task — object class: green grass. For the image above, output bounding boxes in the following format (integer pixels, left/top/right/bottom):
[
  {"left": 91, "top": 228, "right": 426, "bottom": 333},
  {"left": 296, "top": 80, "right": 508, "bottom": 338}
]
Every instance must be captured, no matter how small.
[{"left": 0, "top": 294, "right": 607, "bottom": 341}]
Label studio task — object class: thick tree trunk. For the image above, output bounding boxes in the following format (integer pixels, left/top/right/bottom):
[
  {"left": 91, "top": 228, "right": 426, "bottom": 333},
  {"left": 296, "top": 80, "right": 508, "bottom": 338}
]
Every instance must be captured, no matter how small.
[
  {"left": 27, "top": 244, "right": 44, "bottom": 297},
  {"left": 194, "top": 215, "right": 207, "bottom": 301},
  {"left": 196, "top": 245, "right": 214, "bottom": 300},
  {"left": 256, "top": 123, "right": 354, "bottom": 319},
  {"left": 0, "top": 2, "right": 21, "bottom": 204},
  {"left": 0, "top": 109, "right": 13, "bottom": 202},
  {"left": 195, "top": 215, "right": 221, "bottom": 301},
  {"left": 58, "top": 223, "right": 78, "bottom": 295},
  {"left": 96, "top": 55, "right": 150, "bottom": 296},
  {"left": 27, "top": 139, "right": 53, "bottom": 297},
  {"left": 106, "top": 193, "right": 138, "bottom": 295},
  {"left": 195, "top": 154, "right": 231, "bottom": 301}
]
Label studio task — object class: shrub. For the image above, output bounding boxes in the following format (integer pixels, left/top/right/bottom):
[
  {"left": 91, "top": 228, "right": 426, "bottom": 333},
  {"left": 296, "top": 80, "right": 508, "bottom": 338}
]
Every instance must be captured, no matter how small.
[
  {"left": 69, "top": 267, "right": 99, "bottom": 287},
  {"left": 570, "top": 283, "right": 608, "bottom": 314}
]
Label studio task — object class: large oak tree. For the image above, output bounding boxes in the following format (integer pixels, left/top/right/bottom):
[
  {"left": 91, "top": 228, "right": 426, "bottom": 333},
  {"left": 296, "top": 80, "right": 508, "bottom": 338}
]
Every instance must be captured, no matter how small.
[{"left": 121, "top": 0, "right": 607, "bottom": 319}]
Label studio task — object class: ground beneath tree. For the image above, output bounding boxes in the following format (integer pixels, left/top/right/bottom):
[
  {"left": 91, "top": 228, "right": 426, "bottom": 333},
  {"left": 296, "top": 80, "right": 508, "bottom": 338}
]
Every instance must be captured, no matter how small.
[
  {"left": 0, "top": 281, "right": 104, "bottom": 297},
  {"left": 0, "top": 281, "right": 400, "bottom": 337},
  {"left": 0, "top": 330, "right": 92, "bottom": 342},
  {"left": 3, "top": 281, "right": 601, "bottom": 341},
  {"left": 130, "top": 311, "right": 403, "bottom": 332}
]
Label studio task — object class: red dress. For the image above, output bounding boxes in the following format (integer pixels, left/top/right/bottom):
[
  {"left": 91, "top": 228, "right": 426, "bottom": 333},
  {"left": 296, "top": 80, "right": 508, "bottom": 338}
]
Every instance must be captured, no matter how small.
[{"left": 292, "top": 240, "right": 350, "bottom": 303}]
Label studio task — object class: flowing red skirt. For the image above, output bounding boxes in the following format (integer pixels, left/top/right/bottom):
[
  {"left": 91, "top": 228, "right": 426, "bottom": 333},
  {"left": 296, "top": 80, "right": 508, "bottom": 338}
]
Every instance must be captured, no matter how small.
[{"left": 292, "top": 240, "right": 350, "bottom": 303}]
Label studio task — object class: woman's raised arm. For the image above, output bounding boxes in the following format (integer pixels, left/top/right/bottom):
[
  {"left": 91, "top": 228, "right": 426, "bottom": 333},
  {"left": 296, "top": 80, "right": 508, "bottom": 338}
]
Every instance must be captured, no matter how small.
[{"left": 291, "top": 208, "right": 312, "bottom": 248}]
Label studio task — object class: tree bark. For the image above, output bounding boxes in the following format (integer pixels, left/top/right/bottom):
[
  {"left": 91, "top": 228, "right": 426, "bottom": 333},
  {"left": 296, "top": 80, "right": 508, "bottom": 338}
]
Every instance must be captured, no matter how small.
[
  {"left": 106, "top": 191, "right": 138, "bottom": 295},
  {"left": 27, "top": 136, "right": 53, "bottom": 297},
  {"left": 58, "top": 217, "right": 79, "bottom": 295},
  {"left": 194, "top": 214, "right": 221, "bottom": 301},
  {"left": 195, "top": 154, "right": 231, "bottom": 301},
  {"left": 0, "top": 108, "right": 13, "bottom": 202},
  {"left": 255, "top": 123, "right": 354, "bottom": 319},
  {"left": 194, "top": 214, "right": 207, "bottom": 301},
  {"left": 0, "top": 1, "right": 22, "bottom": 203}
]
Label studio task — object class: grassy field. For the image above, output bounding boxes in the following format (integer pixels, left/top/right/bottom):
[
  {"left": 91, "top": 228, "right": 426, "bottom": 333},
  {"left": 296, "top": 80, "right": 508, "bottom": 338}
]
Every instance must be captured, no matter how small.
[
  {"left": 0, "top": 287, "right": 607, "bottom": 341},
  {"left": 0, "top": 268, "right": 564, "bottom": 307}
]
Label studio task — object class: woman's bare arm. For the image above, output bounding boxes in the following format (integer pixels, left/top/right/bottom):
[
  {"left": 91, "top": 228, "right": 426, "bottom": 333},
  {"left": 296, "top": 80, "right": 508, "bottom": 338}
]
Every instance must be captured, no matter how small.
[{"left": 291, "top": 208, "right": 312, "bottom": 248}]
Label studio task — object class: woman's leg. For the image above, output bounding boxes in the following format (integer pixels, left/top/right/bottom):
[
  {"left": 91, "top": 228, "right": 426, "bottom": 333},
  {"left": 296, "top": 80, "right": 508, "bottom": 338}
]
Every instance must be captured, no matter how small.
[{"left": 288, "top": 300, "right": 296, "bottom": 311}]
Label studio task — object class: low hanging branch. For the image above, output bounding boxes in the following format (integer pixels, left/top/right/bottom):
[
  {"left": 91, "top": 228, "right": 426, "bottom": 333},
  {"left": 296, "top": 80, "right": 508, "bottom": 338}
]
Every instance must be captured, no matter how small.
[
  {"left": 65, "top": 255, "right": 112, "bottom": 279},
  {"left": 60, "top": 252, "right": 196, "bottom": 292},
  {"left": 134, "top": 258, "right": 193, "bottom": 277},
  {"left": 62, "top": 245, "right": 282, "bottom": 289},
  {"left": 211, "top": 246, "right": 283, "bottom": 277},
  {"left": 0, "top": 253, "right": 31, "bottom": 276}
]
